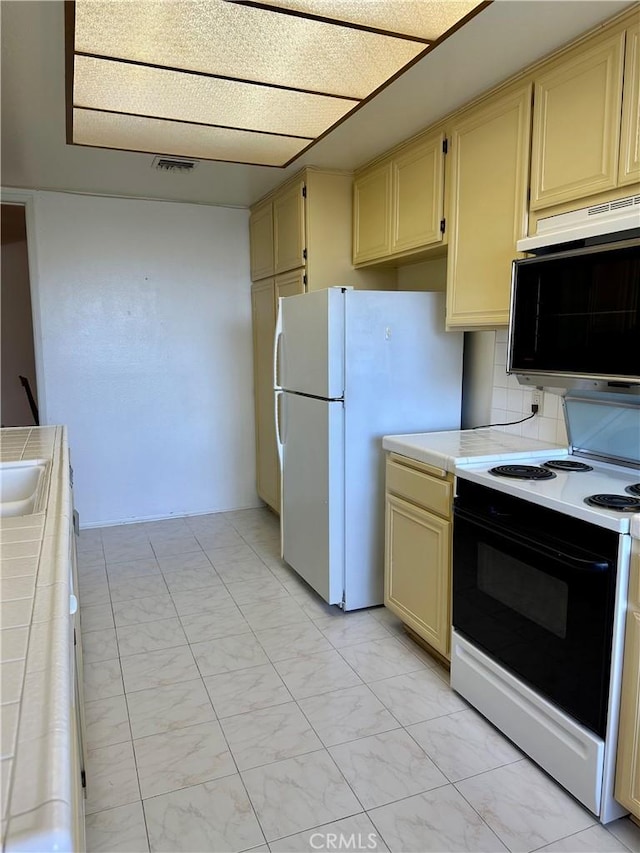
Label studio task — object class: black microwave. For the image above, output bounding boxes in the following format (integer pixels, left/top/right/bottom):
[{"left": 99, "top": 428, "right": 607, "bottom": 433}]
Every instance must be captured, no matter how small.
[{"left": 508, "top": 238, "right": 640, "bottom": 390}]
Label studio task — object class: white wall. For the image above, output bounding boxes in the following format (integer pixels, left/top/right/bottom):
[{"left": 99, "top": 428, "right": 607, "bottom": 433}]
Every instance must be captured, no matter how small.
[
  {"left": 30, "top": 191, "right": 259, "bottom": 526},
  {"left": 396, "top": 257, "right": 446, "bottom": 292},
  {"left": 461, "top": 330, "right": 494, "bottom": 429}
]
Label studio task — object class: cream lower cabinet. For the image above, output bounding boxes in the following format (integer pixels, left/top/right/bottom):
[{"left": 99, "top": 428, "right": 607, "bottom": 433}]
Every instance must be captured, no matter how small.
[
  {"left": 384, "top": 453, "right": 453, "bottom": 659},
  {"left": 251, "top": 279, "right": 279, "bottom": 513},
  {"left": 615, "top": 538, "right": 640, "bottom": 820},
  {"left": 445, "top": 82, "right": 531, "bottom": 329},
  {"left": 276, "top": 268, "right": 305, "bottom": 301}
]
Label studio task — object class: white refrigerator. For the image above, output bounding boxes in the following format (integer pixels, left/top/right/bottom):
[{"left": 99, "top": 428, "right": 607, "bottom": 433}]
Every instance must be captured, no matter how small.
[{"left": 274, "top": 287, "right": 463, "bottom": 611}]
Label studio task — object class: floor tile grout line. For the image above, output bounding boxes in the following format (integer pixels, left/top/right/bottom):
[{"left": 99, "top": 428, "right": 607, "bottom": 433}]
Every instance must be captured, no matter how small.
[
  {"left": 401, "top": 720, "right": 525, "bottom": 787},
  {"left": 527, "top": 822, "right": 621, "bottom": 853},
  {"left": 189, "top": 651, "right": 271, "bottom": 852},
  {"left": 291, "top": 689, "right": 472, "bottom": 815},
  {"left": 358, "top": 777, "right": 506, "bottom": 850},
  {"left": 239, "top": 747, "right": 366, "bottom": 848},
  {"left": 449, "top": 760, "right": 532, "bottom": 852},
  {"left": 595, "top": 821, "right": 639, "bottom": 853}
]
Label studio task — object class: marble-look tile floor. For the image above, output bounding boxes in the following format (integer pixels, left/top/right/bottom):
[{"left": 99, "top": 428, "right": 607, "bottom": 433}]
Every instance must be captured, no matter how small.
[{"left": 77, "top": 508, "right": 640, "bottom": 853}]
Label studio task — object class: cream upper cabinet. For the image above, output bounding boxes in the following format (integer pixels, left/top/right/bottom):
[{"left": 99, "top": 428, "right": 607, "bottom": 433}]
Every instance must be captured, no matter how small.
[
  {"left": 615, "top": 538, "right": 640, "bottom": 820},
  {"left": 446, "top": 83, "right": 532, "bottom": 330},
  {"left": 251, "top": 279, "right": 279, "bottom": 513},
  {"left": 253, "top": 168, "right": 395, "bottom": 290},
  {"left": 384, "top": 454, "right": 453, "bottom": 660},
  {"left": 619, "top": 23, "right": 640, "bottom": 186},
  {"left": 392, "top": 131, "right": 446, "bottom": 254},
  {"left": 353, "top": 130, "right": 445, "bottom": 266},
  {"left": 530, "top": 31, "right": 625, "bottom": 210},
  {"left": 249, "top": 200, "right": 274, "bottom": 281},
  {"left": 353, "top": 162, "right": 392, "bottom": 265},
  {"left": 274, "top": 178, "right": 306, "bottom": 275}
]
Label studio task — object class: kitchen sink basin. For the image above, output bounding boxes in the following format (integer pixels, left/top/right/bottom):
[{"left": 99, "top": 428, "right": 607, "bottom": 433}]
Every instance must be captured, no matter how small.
[{"left": 0, "top": 460, "right": 48, "bottom": 517}]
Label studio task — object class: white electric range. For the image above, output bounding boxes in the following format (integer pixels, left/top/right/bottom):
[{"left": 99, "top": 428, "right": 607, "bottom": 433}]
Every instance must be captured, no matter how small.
[{"left": 451, "top": 391, "right": 640, "bottom": 823}]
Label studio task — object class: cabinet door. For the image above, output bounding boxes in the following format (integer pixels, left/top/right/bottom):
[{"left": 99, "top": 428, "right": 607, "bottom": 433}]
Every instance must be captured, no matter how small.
[
  {"left": 353, "top": 161, "right": 392, "bottom": 265},
  {"left": 392, "top": 132, "right": 445, "bottom": 254},
  {"left": 446, "top": 84, "right": 532, "bottom": 329},
  {"left": 251, "top": 279, "right": 279, "bottom": 512},
  {"left": 619, "top": 24, "right": 640, "bottom": 187},
  {"left": 274, "top": 179, "right": 306, "bottom": 274},
  {"left": 530, "top": 32, "right": 625, "bottom": 210},
  {"left": 249, "top": 199, "right": 274, "bottom": 281},
  {"left": 275, "top": 268, "right": 306, "bottom": 301},
  {"left": 385, "top": 493, "right": 451, "bottom": 658},
  {"left": 615, "top": 545, "right": 640, "bottom": 819}
]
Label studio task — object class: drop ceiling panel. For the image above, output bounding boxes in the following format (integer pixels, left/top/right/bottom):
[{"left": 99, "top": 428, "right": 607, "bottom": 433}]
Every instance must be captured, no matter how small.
[
  {"left": 73, "top": 108, "right": 311, "bottom": 167},
  {"left": 244, "top": 0, "right": 482, "bottom": 41},
  {"left": 74, "top": 0, "right": 426, "bottom": 99},
  {"left": 74, "top": 56, "right": 357, "bottom": 138}
]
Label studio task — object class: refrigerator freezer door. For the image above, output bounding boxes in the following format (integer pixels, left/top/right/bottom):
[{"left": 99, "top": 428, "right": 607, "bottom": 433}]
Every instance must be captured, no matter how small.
[
  {"left": 281, "top": 392, "right": 345, "bottom": 605},
  {"left": 279, "top": 288, "right": 345, "bottom": 398}
]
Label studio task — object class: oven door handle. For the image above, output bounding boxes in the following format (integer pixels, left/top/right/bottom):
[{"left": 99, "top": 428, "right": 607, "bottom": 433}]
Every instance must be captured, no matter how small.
[{"left": 454, "top": 507, "right": 612, "bottom": 573}]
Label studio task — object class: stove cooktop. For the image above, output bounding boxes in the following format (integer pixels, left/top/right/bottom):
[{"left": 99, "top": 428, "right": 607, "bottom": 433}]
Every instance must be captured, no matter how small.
[{"left": 457, "top": 452, "right": 640, "bottom": 532}]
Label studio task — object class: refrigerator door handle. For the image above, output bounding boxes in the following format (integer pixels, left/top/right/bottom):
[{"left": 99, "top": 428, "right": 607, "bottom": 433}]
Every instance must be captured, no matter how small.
[
  {"left": 274, "top": 387, "right": 285, "bottom": 558},
  {"left": 273, "top": 298, "right": 283, "bottom": 392},
  {"left": 274, "top": 389, "right": 284, "bottom": 470}
]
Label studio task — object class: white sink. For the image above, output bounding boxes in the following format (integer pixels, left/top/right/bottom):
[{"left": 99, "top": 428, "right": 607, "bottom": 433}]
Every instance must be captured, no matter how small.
[{"left": 0, "top": 460, "right": 48, "bottom": 517}]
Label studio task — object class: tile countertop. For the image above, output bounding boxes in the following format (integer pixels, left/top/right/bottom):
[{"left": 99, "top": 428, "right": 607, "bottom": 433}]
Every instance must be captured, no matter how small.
[
  {"left": 382, "top": 428, "right": 566, "bottom": 473},
  {"left": 0, "top": 426, "right": 76, "bottom": 851}
]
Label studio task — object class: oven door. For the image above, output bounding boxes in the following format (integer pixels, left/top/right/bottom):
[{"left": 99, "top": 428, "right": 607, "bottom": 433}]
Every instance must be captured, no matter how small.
[{"left": 453, "top": 493, "right": 617, "bottom": 738}]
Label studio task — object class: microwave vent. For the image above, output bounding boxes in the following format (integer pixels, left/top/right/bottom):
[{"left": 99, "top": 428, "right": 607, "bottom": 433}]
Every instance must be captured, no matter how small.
[
  {"left": 517, "top": 193, "right": 640, "bottom": 252},
  {"left": 588, "top": 195, "right": 639, "bottom": 215},
  {"left": 609, "top": 197, "right": 635, "bottom": 211}
]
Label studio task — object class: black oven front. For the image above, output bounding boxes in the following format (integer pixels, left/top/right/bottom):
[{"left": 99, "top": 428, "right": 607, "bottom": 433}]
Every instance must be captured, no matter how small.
[{"left": 452, "top": 480, "right": 618, "bottom": 738}]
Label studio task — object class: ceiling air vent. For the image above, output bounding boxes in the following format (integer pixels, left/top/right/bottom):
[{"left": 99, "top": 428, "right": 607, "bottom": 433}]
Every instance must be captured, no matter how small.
[{"left": 152, "top": 156, "right": 199, "bottom": 173}]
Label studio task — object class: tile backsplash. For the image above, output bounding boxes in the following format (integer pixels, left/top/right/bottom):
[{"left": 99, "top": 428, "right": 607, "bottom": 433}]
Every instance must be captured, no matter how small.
[{"left": 490, "top": 330, "right": 568, "bottom": 446}]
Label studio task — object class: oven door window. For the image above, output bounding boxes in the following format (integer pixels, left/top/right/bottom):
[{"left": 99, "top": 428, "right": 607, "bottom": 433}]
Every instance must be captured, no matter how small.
[
  {"left": 453, "top": 512, "right": 616, "bottom": 738},
  {"left": 478, "top": 544, "right": 569, "bottom": 639}
]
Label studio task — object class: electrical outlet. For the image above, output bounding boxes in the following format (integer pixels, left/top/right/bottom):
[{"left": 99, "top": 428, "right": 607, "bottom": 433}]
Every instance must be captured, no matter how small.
[{"left": 531, "top": 389, "right": 543, "bottom": 410}]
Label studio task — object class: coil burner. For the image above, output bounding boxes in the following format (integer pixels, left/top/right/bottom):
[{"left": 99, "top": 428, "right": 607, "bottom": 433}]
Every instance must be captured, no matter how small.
[
  {"left": 489, "top": 465, "right": 556, "bottom": 481},
  {"left": 542, "top": 460, "right": 593, "bottom": 472},
  {"left": 584, "top": 493, "right": 640, "bottom": 512}
]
